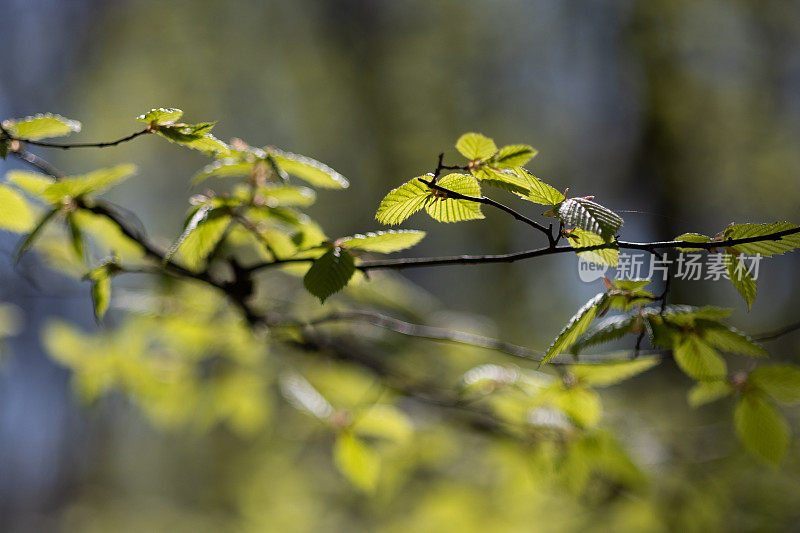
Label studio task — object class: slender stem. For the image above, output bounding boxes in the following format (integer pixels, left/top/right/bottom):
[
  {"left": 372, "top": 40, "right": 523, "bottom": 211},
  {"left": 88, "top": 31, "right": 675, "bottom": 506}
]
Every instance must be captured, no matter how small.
[
  {"left": 7, "top": 128, "right": 151, "bottom": 149},
  {"left": 753, "top": 319, "right": 800, "bottom": 342}
]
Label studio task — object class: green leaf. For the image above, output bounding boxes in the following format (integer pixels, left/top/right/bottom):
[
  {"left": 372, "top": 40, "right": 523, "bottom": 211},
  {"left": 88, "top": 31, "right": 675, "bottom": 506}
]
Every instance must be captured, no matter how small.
[
  {"left": 699, "top": 322, "right": 767, "bottom": 357},
  {"left": 734, "top": 391, "right": 789, "bottom": 465},
  {"left": 155, "top": 124, "right": 229, "bottom": 154},
  {"left": 375, "top": 178, "right": 431, "bottom": 226},
  {"left": 5, "top": 113, "right": 81, "bottom": 139},
  {"left": 673, "top": 233, "right": 712, "bottom": 251},
  {"left": 6, "top": 170, "right": 54, "bottom": 196},
  {"left": 726, "top": 253, "right": 757, "bottom": 310},
  {"left": 517, "top": 170, "right": 565, "bottom": 205},
  {"left": 42, "top": 164, "right": 136, "bottom": 203},
  {"left": 193, "top": 159, "right": 255, "bottom": 184},
  {"left": 570, "top": 315, "right": 637, "bottom": 355},
  {"left": 556, "top": 386, "right": 602, "bottom": 428},
  {"left": 750, "top": 366, "right": 800, "bottom": 404},
  {"left": 66, "top": 212, "right": 85, "bottom": 263},
  {"left": 568, "top": 228, "right": 618, "bottom": 266},
  {"left": 88, "top": 264, "right": 112, "bottom": 321},
  {"left": 169, "top": 208, "right": 231, "bottom": 271},
  {"left": 455, "top": 132, "right": 497, "bottom": 160},
  {"left": 136, "top": 108, "right": 183, "bottom": 124},
  {"left": 0, "top": 184, "right": 36, "bottom": 233},
  {"left": 352, "top": 404, "right": 413, "bottom": 445},
  {"left": 688, "top": 380, "right": 733, "bottom": 407},
  {"left": 256, "top": 184, "right": 316, "bottom": 207},
  {"left": 657, "top": 305, "right": 733, "bottom": 325},
  {"left": 612, "top": 280, "right": 651, "bottom": 291},
  {"left": 15, "top": 208, "right": 59, "bottom": 262},
  {"left": 542, "top": 293, "right": 607, "bottom": 365},
  {"left": 568, "top": 356, "right": 659, "bottom": 387},
  {"left": 425, "top": 173, "right": 484, "bottom": 223},
  {"left": 673, "top": 336, "right": 727, "bottom": 380},
  {"left": 339, "top": 230, "right": 425, "bottom": 254},
  {"left": 269, "top": 149, "right": 349, "bottom": 189},
  {"left": 724, "top": 222, "right": 800, "bottom": 257},
  {"left": 333, "top": 432, "right": 380, "bottom": 492},
  {"left": 470, "top": 166, "right": 530, "bottom": 194},
  {"left": 492, "top": 144, "right": 537, "bottom": 168},
  {"left": 303, "top": 247, "right": 356, "bottom": 303},
  {"left": 557, "top": 198, "right": 624, "bottom": 241}
]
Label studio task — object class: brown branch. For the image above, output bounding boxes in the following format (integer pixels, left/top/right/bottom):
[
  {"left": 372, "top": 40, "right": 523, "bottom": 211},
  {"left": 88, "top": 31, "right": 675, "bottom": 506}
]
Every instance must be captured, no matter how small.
[{"left": 6, "top": 128, "right": 151, "bottom": 149}]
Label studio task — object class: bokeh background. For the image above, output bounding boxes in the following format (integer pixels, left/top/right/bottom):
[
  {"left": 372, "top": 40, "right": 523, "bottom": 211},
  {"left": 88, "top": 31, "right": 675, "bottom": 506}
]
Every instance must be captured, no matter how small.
[{"left": 2, "top": 0, "right": 800, "bottom": 530}]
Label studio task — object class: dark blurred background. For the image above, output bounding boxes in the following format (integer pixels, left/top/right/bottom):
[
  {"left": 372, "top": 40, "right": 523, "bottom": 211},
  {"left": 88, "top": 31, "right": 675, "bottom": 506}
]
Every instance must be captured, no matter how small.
[{"left": 1, "top": 0, "right": 800, "bottom": 530}]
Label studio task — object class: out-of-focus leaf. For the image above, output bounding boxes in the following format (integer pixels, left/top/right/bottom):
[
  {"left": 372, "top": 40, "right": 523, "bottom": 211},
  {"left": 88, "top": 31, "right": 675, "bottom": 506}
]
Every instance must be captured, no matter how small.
[
  {"left": 340, "top": 230, "right": 425, "bottom": 254},
  {"left": 699, "top": 322, "right": 767, "bottom": 357},
  {"left": 334, "top": 432, "right": 381, "bottom": 492},
  {"left": 0, "top": 184, "right": 36, "bottom": 233},
  {"left": 750, "top": 366, "right": 800, "bottom": 404},
  {"left": 353, "top": 404, "right": 413, "bottom": 444},
  {"left": 542, "top": 293, "right": 607, "bottom": 365},
  {"left": 673, "top": 335, "right": 726, "bottom": 380},
  {"left": 734, "top": 391, "right": 789, "bottom": 465},
  {"left": 42, "top": 164, "right": 136, "bottom": 203},
  {"left": 6, "top": 170, "right": 54, "bottom": 197},
  {"left": 568, "top": 356, "right": 659, "bottom": 387},
  {"left": 688, "top": 380, "right": 733, "bottom": 407},
  {"left": 5, "top": 113, "right": 81, "bottom": 139},
  {"left": 15, "top": 208, "right": 59, "bottom": 261},
  {"left": 270, "top": 149, "right": 349, "bottom": 189},
  {"left": 88, "top": 264, "right": 112, "bottom": 321},
  {"left": 303, "top": 247, "right": 355, "bottom": 303}
]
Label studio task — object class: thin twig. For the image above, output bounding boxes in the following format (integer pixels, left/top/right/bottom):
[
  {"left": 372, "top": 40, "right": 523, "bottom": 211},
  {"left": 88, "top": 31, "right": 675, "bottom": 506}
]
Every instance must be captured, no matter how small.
[
  {"left": 753, "top": 319, "right": 800, "bottom": 342},
  {"left": 7, "top": 128, "right": 151, "bottom": 149}
]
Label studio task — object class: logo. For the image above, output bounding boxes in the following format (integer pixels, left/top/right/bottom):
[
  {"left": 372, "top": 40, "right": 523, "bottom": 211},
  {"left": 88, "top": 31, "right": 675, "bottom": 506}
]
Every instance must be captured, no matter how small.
[{"left": 577, "top": 256, "right": 609, "bottom": 283}]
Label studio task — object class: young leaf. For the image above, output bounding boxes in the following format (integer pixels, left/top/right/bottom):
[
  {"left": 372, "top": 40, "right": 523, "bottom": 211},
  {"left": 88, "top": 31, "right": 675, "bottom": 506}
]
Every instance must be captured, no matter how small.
[
  {"left": 136, "top": 108, "right": 183, "bottom": 124},
  {"left": 699, "top": 322, "right": 767, "bottom": 357},
  {"left": 333, "top": 432, "right": 380, "bottom": 492},
  {"left": 42, "top": 164, "right": 137, "bottom": 203},
  {"left": 424, "top": 173, "right": 484, "bottom": 223},
  {"left": 568, "top": 228, "right": 618, "bottom": 266},
  {"left": 375, "top": 178, "right": 431, "bottom": 225},
  {"left": 66, "top": 212, "right": 86, "bottom": 263},
  {"left": 88, "top": 264, "right": 112, "bottom": 321},
  {"left": 256, "top": 184, "right": 316, "bottom": 207},
  {"left": 542, "top": 293, "right": 607, "bottom": 365},
  {"left": 15, "top": 208, "right": 60, "bottom": 261},
  {"left": 352, "top": 404, "right": 413, "bottom": 445},
  {"left": 193, "top": 159, "right": 254, "bottom": 184},
  {"left": 339, "top": 230, "right": 425, "bottom": 254},
  {"left": 5, "top": 113, "right": 81, "bottom": 139},
  {"left": 673, "top": 233, "right": 712, "bottom": 251},
  {"left": 492, "top": 144, "right": 537, "bottom": 168},
  {"left": 749, "top": 366, "right": 800, "bottom": 404},
  {"left": 471, "top": 166, "right": 530, "bottom": 195},
  {"left": 568, "top": 356, "right": 659, "bottom": 387},
  {"left": 688, "top": 380, "right": 733, "bottom": 407},
  {"left": 734, "top": 391, "right": 789, "bottom": 465},
  {"left": 167, "top": 207, "right": 231, "bottom": 271},
  {"left": 726, "top": 253, "right": 757, "bottom": 310},
  {"left": 269, "top": 149, "right": 349, "bottom": 189},
  {"left": 303, "top": 247, "right": 356, "bottom": 303},
  {"left": 724, "top": 222, "right": 800, "bottom": 257},
  {"left": 557, "top": 198, "right": 623, "bottom": 241},
  {"left": 556, "top": 386, "right": 602, "bottom": 428},
  {"left": 569, "top": 315, "right": 637, "bottom": 354},
  {"left": 0, "top": 184, "right": 36, "bottom": 233},
  {"left": 673, "top": 335, "right": 727, "bottom": 380},
  {"left": 518, "top": 170, "right": 565, "bottom": 206},
  {"left": 455, "top": 133, "right": 497, "bottom": 160},
  {"left": 6, "top": 170, "right": 55, "bottom": 196}
]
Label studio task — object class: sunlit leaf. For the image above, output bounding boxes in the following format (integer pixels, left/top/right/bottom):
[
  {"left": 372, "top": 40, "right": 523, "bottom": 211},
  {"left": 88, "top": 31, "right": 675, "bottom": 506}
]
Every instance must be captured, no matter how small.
[
  {"left": 724, "top": 222, "right": 800, "bottom": 257},
  {"left": 193, "top": 159, "right": 255, "bottom": 184},
  {"left": 735, "top": 391, "right": 789, "bottom": 465},
  {"left": 568, "top": 228, "right": 618, "bottom": 266},
  {"left": 169, "top": 208, "right": 231, "bottom": 271},
  {"left": 569, "top": 315, "right": 637, "bottom": 355},
  {"left": 673, "top": 233, "right": 712, "bottom": 251},
  {"left": 688, "top": 380, "right": 733, "bottom": 407},
  {"left": 699, "top": 322, "right": 767, "bottom": 357},
  {"left": 518, "top": 170, "right": 565, "bottom": 205},
  {"left": 750, "top": 366, "right": 800, "bottom": 404},
  {"left": 136, "top": 108, "right": 183, "bottom": 124},
  {"left": 270, "top": 149, "right": 349, "bottom": 189},
  {"left": 42, "top": 164, "right": 136, "bottom": 203},
  {"left": 492, "top": 144, "right": 537, "bottom": 168},
  {"left": 340, "top": 230, "right": 425, "bottom": 254},
  {"left": 425, "top": 173, "right": 484, "bottom": 223},
  {"left": 6, "top": 170, "right": 54, "bottom": 197},
  {"left": 375, "top": 178, "right": 431, "bottom": 225},
  {"left": 5, "top": 113, "right": 81, "bottom": 139},
  {"left": 542, "top": 293, "right": 607, "bottom": 365},
  {"left": 334, "top": 432, "right": 381, "bottom": 492},
  {"left": 0, "top": 184, "right": 36, "bottom": 233},
  {"left": 471, "top": 166, "right": 530, "bottom": 194},
  {"left": 303, "top": 247, "right": 355, "bottom": 303},
  {"left": 673, "top": 335, "right": 726, "bottom": 380},
  {"left": 455, "top": 132, "right": 497, "bottom": 160},
  {"left": 88, "top": 264, "right": 112, "bottom": 321},
  {"left": 353, "top": 404, "right": 413, "bottom": 444},
  {"left": 726, "top": 253, "right": 757, "bottom": 310},
  {"left": 568, "top": 356, "right": 659, "bottom": 387}
]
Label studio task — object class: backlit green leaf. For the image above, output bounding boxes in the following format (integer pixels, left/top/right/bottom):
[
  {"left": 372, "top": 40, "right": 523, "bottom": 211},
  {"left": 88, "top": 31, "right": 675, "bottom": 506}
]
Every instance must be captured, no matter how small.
[
  {"left": 542, "top": 293, "right": 607, "bottom": 365},
  {"left": 340, "top": 230, "right": 425, "bottom": 254},
  {"left": 256, "top": 184, "right": 316, "bottom": 207},
  {"left": 492, "top": 144, "right": 537, "bottom": 168},
  {"left": 568, "top": 228, "right": 618, "bottom": 266},
  {"left": 193, "top": 159, "right": 255, "bottom": 184},
  {"left": 557, "top": 198, "right": 623, "bottom": 241},
  {"left": 724, "top": 222, "right": 800, "bottom": 257},
  {"left": 556, "top": 386, "right": 602, "bottom": 428},
  {"left": 455, "top": 132, "right": 497, "bottom": 160},
  {"left": 735, "top": 391, "right": 789, "bottom": 465},
  {"left": 170, "top": 208, "right": 231, "bottom": 271},
  {"left": 15, "top": 208, "right": 59, "bottom": 261},
  {"left": 673, "top": 233, "right": 712, "bottom": 251},
  {"left": 334, "top": 432, "right": 380, "bottom": 492},
  {"left": 726, "top": 253, "right": 757, "bottom": 310},
  {"left": 518, "top": 170, "right": 565, "bottom": 206},
  {"left": 673, "top": 336, "right": 726, "bottom": 380},
  {"left": 568, "top": 356, "right": 659, "bottom": 387},
  {"left": 270, "top": 149, "right": 349, "bottom": 189},
  {"left": 5, "top": 113, "right": 81, "bottom": 139},
  {"left": 569, "top": 315, "right": 637, "bottom": 355},
  {"left": 471, "top": 166, "right": 530, "bottom": 194},
  {"left": 0, "top": 184, "right": 36, "bottom": 233},
  {"left": 6, "top": 170, "right": 54, "bottom": 197},
  {"left": 688, "top": 380, "right": 733, "bottom": 407},
  {"left": 750, "top": 366, "right": 800, "bottom": 404},
  {"left": 136, "top": 108, "right": 183, "bottom": 124},
  {"left": 375, "top": 178, "right": 431, "bottom": 225},
  {"left": 42, "top": 164, "right": 136, "bottom": 203},
  {"left": 700, "top": 322, "right": 767, "bottom": 357},
  {"left": 425, "top": 173, "right": 484, "bottom": 223},
  {"left": 88, "top": 264, "right": 112, "bottom": 321},
  {"left": 353, "top": 404, "right": 413, "bottom": 445},
  {"left": 303, "top": 247, "right": 355, "bottom": 303}
]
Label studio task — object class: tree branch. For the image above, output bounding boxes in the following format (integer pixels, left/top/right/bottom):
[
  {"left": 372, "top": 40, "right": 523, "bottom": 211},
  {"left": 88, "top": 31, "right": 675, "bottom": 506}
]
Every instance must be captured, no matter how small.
[{"left": 5, "top": 128, "right": 151, "bottom": 149}]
